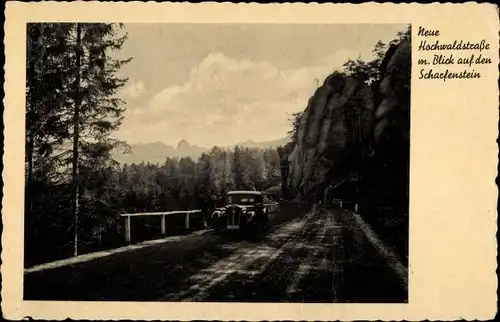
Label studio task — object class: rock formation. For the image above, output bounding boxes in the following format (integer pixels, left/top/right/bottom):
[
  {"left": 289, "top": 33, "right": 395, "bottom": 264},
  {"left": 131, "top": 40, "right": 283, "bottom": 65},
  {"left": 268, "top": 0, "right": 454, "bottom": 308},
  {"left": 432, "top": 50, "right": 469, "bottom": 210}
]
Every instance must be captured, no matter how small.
[
  {"left": 283, "top": 39, "right": 411, "bottom": 207},
  {"left": 287, "top": 73, "right": 375, "bottom": 199},
  {"left": 374, "top": 40, "right": 411, "bottom": 144}
]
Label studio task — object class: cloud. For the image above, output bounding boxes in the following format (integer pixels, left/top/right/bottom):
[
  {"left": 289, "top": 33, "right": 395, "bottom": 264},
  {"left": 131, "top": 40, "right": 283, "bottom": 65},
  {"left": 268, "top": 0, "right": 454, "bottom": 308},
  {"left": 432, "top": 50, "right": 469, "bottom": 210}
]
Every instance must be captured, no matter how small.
[
  {"left": 320, "top": 48, "right": 371, "bottom": 66},
  {"left": 121, "top": 81, "right": 146, "bottom": 99},
  {"left": 117, "top": 51, "right": 363, "bottom": 147}
]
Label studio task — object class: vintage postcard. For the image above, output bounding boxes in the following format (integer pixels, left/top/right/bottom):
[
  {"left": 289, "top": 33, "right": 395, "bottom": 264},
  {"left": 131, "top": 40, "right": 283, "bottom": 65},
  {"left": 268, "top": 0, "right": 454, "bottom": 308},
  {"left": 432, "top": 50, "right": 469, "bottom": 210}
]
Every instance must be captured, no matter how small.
[{"left": 2, "top": 1, "right": 498, "bottom": 321}]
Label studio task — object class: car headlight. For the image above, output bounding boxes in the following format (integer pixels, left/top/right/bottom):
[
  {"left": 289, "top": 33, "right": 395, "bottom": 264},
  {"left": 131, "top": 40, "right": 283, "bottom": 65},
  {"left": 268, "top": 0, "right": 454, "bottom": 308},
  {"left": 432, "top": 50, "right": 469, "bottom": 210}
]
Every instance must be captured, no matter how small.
[{"left": 212, "top": 210, "right": 223, "bottom": 218}]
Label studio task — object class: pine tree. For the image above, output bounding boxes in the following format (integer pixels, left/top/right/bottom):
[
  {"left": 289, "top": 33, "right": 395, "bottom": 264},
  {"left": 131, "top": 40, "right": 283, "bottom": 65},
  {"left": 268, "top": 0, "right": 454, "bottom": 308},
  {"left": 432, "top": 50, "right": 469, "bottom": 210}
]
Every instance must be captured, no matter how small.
[
  {"left": 26, "top": 23, "right": 78, "bottom": 263},
  {"left": 26, "top": 23, "right": 74, "bottom": 217},
  {"left": 287, "top": 112, "right": 303, "bottom": 145},
  {"left": 198, "top": 153, "right": 213, "bottom": 195},
  {"left": 68, "top": 23, "right": 131, "bottom": 255},
  {"left": 232, "top": 146, "right": 244, "bottom": 189},
  {"left": 25, "top": 23, "right": 131, "bottom": 261},
  {"left": 222, "top": 150, "right": 234, "bottom": 194}
]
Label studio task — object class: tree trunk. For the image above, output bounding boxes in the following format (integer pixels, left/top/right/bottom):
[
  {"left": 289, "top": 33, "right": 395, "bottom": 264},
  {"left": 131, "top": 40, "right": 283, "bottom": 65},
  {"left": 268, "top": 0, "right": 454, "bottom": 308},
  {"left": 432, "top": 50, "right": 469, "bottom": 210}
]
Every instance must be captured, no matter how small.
[{"left": 72, "top": 23, "right": 82, "bottom": 257}]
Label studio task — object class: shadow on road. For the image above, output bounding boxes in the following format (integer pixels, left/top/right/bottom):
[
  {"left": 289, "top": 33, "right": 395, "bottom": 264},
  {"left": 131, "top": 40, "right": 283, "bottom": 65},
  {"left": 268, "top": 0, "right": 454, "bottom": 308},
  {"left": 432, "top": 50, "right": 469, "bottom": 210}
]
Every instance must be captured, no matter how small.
[
  {"left": 23, "top": 204, "right": 308, "bottom": 301},
  {"left": 24, "top": 205, "right": 406, "bottom": 303}
]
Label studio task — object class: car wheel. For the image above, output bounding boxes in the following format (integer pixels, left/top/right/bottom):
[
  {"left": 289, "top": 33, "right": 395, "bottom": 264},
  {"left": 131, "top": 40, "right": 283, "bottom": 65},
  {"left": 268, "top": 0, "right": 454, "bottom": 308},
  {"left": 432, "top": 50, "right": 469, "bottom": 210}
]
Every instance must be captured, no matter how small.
[{"left": 212, "top": 218, "right": 223, "bottom": 232}]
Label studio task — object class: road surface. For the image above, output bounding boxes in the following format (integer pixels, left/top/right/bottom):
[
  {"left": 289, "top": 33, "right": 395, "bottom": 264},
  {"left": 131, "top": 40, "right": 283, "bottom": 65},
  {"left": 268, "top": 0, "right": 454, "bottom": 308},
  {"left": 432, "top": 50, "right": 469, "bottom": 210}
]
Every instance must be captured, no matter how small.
[{"left": 24, "top": 205, "right": 407, "bottom": 303}]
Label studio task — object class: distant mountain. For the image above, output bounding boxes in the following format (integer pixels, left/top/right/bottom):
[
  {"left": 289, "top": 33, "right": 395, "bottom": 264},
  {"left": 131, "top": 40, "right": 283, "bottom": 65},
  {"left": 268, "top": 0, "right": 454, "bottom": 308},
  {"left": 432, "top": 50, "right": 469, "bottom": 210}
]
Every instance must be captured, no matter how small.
[
  {"left": 113, "top": 140, "right": 207, "bottom": 165},
  {"left": 176, "top": 139, "right": 208, "bottom": 159},
  {"left": 229, "top": 137, "right": 291, "bottom": 150},
  {"left": 113, "top": 136, "right": 291, "bottom": 165}
]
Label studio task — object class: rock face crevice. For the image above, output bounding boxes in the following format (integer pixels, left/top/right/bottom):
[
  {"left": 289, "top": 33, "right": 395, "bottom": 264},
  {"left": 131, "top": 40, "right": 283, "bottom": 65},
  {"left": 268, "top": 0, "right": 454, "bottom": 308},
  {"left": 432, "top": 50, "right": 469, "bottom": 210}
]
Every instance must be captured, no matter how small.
[{"left": 283, "top": 39, "right": 411, "bottom": 209}]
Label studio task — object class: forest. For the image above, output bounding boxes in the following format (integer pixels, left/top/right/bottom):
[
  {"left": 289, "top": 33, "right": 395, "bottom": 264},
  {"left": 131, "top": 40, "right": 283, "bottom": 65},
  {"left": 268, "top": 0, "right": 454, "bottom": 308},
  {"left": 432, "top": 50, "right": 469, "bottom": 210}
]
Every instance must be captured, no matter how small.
[
  {"left": 25, "top": 22, "right": 410, "bottom": 266},
  {"left": 115, "top": 146, "right": 282, "bottom": 213},
  {"left": 25, "top": 23, "right": 285, "bottom": 265}
]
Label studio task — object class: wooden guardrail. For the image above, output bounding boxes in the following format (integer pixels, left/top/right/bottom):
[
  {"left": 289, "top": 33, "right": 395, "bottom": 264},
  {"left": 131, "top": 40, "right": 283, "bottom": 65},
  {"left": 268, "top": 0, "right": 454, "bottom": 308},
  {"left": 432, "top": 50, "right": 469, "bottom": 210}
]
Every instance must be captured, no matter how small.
[
  {"left": 120, "top": 202, "right": 280, "bottom": 243},
  {"left": 120, "top": 210, "right": 202, "bottom": 243}
]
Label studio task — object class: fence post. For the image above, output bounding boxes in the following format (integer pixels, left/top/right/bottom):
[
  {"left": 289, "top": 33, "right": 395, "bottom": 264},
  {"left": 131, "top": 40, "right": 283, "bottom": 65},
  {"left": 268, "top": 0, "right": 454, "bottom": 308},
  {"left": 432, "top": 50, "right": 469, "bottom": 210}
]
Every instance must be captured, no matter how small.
[
  {"left": 185, "top": 212, "right": 190, "bottom": 230},
  {"left": 161, "top": 214, "right": 166, "bottom": 235},
  {"left": 355, "top": 204, "right": 358, "bottom": 213},
  {"left": 125, "top": 215, "right": 131, "bottom": 243}
]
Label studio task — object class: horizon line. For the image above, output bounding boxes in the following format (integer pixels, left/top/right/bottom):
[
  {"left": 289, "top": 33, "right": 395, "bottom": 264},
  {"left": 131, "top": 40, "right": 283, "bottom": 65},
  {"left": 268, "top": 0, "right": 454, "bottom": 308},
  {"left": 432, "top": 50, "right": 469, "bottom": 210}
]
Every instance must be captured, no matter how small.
[{"left": 123, "top": 135, "right": 292, "bottom": 150}]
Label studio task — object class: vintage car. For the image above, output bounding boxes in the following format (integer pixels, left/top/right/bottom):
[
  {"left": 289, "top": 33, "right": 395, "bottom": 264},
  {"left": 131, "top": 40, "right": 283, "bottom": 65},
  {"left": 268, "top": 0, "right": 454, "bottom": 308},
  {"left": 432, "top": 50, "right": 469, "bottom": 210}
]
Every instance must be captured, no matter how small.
[{"left": 210, "top": 190, "right": 279, "bottom": 239}]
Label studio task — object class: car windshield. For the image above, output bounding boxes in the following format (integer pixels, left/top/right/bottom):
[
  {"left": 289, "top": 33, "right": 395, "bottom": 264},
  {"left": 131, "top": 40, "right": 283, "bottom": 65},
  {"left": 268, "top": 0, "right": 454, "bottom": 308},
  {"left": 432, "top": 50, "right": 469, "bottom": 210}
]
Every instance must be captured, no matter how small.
[{"left": 226, "top": 194, "right": 258, "bottom": 204}]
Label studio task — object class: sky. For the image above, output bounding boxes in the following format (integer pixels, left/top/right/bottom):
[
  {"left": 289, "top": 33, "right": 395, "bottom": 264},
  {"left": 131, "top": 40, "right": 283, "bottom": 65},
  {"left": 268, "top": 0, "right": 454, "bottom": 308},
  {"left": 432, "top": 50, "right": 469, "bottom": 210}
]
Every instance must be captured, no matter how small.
[{"left": 112, "top": 23, "right": 407, "bottom": 148}]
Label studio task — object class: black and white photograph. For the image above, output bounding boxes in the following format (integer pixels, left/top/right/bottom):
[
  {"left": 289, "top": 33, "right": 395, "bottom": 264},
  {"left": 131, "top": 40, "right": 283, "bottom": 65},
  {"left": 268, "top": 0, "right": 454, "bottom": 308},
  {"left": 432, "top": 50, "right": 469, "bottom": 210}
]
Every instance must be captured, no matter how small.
[{"left": 22, "top": 22, "right": 411, "bottom": 303}]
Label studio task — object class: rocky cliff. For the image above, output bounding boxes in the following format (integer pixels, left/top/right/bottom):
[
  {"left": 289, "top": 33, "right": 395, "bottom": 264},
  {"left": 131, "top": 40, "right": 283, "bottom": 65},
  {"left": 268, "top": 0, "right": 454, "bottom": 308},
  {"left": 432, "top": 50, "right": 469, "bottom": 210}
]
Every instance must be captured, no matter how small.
[
  {"left": 283, "top": 39, "right": 411, "bottom": 208},
  {"left": 286, "top": 73, "right": 374, "bottom": 199}
]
